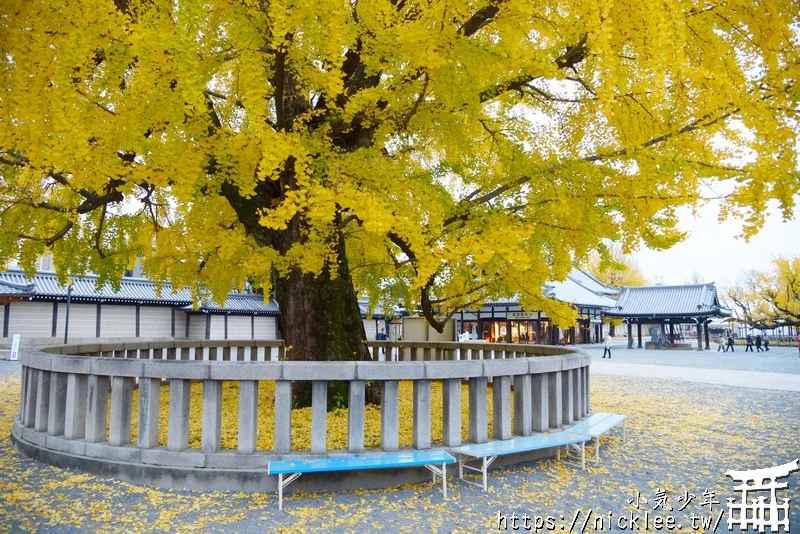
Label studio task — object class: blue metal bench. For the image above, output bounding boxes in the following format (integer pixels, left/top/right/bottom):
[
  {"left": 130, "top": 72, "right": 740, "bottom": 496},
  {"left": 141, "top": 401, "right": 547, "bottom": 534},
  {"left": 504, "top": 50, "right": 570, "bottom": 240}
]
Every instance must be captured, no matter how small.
[
  {"left": 267, "top": 450, "right": 456, "bottom": 509},
  {"left": 566, "top": 412, "right": 627, "bottom": 463},
  {"left": 452, "top": 431, "right": 589, "bottom": 491}
]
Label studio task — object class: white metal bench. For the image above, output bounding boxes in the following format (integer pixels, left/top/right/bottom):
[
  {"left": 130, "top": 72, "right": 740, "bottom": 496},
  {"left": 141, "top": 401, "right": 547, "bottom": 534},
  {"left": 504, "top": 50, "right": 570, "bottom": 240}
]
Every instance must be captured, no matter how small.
[
  {"left": 452, "top": 431, "right": 589, "bottom": 492},
  {"left": 566, "top": 412, "right": 627, "bottom": 463},
  {"left": 267, "top": 450, "right": 456, "bottom": 509}
]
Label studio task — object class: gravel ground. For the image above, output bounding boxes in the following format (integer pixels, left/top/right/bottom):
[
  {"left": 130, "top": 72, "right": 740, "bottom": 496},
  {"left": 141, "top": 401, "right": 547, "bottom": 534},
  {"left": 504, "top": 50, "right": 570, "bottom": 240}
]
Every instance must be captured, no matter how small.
[
  {"left": 1, "top": 363, "right": 798, "bottom": 533},
  {"left": 0, "top": 359, "right": 21, "bottom": 380}
]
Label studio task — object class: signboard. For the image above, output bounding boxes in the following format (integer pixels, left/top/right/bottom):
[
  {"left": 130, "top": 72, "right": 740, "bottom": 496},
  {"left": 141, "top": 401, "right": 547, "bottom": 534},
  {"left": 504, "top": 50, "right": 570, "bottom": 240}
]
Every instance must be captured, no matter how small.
[
  {"left": 508, "top": 312, "right": 538, "bottom": 320},
  {"left": 10, "top": 334, "right": 20, "bottom": 361}
]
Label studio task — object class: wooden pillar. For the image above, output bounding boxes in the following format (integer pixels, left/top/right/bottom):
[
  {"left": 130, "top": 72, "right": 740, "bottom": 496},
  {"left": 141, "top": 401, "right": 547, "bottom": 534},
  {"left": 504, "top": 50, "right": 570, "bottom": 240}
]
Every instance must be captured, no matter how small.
[
  {"left": 637, "top": 322, "right": 642, "bottom": 348},
  {"left": 696, "top": 320, "right": 703, "bottom": 351},
  {"left": 627, "top": 321, "right": 634, "bottom": 349},
  {"left": 660, "top": 322, "right": 667, "bottom": 349},
  {"left": 536, "top": 313, "right": 542, "bottom": 344},
  {"left": 704, "top": 320, "right": 711, "bottom": 350}
]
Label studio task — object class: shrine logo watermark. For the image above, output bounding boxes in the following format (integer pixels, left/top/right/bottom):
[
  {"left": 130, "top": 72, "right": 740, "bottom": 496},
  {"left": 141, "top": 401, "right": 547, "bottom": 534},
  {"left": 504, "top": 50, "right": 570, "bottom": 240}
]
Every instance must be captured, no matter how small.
[
  {"left": 495, "top": 459, "right": 799, "bottom": 532},
  {"left": 725, "top": 459, "right": 799, "bottom": 532}
]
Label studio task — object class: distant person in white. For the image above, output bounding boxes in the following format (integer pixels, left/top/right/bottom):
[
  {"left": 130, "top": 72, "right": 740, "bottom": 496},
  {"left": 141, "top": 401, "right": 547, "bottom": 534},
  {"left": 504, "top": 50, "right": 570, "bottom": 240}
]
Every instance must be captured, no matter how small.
[{"left": 602, "top": 334, "right": 612, "bottom": 359}]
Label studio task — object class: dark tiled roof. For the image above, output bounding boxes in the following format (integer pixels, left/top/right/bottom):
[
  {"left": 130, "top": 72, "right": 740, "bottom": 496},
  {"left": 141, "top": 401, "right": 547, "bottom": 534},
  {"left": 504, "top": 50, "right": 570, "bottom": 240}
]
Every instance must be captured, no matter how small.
[
  {"left": 181, "top": 294, "right": 280, "bottom": 315},
  {"left": 0, "top": 270, "right": 193, "bottom": 304},
  {"left": 0, "top": 270, "right": 282, "bottom": 313},
  {"left": 606, "top": 283, "right": 732, "bottom": 318}
]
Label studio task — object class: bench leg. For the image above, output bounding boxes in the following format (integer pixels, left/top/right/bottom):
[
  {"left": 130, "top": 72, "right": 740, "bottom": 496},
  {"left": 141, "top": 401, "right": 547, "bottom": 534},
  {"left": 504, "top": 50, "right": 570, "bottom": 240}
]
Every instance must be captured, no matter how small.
[
  {"left": 557, "top": 447, "right": 560, "bottom": 461},
  {"left": 443, "top": 463, "right": 447, "bottom": 499},
  {"left": 482, "top": 457, "right": 488, "bottom": 492},
  {"left": 277, "top": 472, "right": 302, "bottom": 510},
  {"left": 596, "top": 439, "right": 600, "bottom": 464},
  {"left": 581, "top": 442, "right": 585, "bottom": 471},
  {"left": 424, "top": 463, "right": 449, "bottom": 499}
]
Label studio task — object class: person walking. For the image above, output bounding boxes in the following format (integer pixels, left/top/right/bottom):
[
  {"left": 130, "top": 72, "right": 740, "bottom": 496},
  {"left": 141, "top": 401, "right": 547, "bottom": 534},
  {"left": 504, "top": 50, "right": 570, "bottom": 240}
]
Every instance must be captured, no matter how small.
[
  {"left": 717, "top": 336, "right": 726, "bottom": 352},
  {"left": 745, "top": 334, "right": 754, "bottom": 352},
  {"left": 602, "top": 334, "right": 612, "bottom": 358},
  {"left": 755, "top": 334, "right": 763, "bottom": 352},
  {"left": 376, "top": 328, "right": 388, "bottom": 356},
  {"left": 763, "top": 334, "right": 770, "bottom": 351},
  {"left": 727, "top": 334, "right": 735, "bottom": 352},
  {"left": 797, "top": 334, "right": 800, "bottom": 356}
]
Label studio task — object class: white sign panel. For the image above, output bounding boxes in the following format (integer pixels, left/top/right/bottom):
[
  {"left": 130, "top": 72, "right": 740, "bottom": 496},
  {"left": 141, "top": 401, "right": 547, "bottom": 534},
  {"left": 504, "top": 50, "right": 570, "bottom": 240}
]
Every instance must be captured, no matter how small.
[
  {"left": 508, "top": 312, "right": 538, "bottom": 320},
  {"left": 10, "top": 334, "right": 20, "bottom": 361}
]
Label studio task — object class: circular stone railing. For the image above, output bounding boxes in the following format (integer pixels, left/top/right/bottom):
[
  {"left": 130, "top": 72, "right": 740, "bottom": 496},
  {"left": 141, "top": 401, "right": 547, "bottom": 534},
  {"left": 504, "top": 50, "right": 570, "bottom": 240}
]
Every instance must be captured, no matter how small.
[{"left": 12, "top": 340, "right": 591, "bottom": 492}]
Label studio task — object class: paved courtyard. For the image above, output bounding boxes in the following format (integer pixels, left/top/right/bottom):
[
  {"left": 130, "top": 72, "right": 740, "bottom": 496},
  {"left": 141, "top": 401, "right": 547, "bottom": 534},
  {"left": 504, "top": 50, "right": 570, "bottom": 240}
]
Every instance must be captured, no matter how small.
[
  {"left": 582, "top": 342, "right": 800, "bottom": 392},
  {"left": 1, "top": 349, "right": 799, "bottom": 532}
]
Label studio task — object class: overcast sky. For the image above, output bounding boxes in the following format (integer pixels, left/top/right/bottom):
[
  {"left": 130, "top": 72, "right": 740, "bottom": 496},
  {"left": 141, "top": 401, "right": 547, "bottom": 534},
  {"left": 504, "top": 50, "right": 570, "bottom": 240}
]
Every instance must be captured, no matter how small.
[{"left": 633, "top": 199, "right": 800, "bottom": 287}]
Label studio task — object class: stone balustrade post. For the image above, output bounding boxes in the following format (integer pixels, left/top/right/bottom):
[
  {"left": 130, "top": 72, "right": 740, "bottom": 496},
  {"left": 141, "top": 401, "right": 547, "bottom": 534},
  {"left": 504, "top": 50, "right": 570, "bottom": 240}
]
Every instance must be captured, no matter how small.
[
  {"left": 85, "top": 375, "right": 109, "bottom": 443},
  {"left": 138, "top": 377, "right": 161, "bottom": 449},
  {"left": 492, "top": 375, "right": 511, "bottom": 440},
  {"left": 109, "top": 376, "right": 134, "bottom": 446},
  {"left": 311, "top": 380, "right": 327, "bottom": 453},
  {"left": 34, "top": 370, "right": 51, "bottom": 432},
  {"left": 574, "top": 368, "right": 583, "bottom": 419},
  {"left": 584, "top": 366, "right": 591, "bottom": 415},
  {"left": 514, "top": 374, "right": 532, "bottom": 436},
  {"left": 201, "top": 380, "right": 222, "bottom": 453},
  {"left": 561, "top": 369, "right": 574, "bottom": 426},
  {"left": 168, "top": 379, "right": 191, "bottom": 451},
  {"left": 47, "top": 372, "right": 68, "bottom": 436},
  {"left": 442, "top": 378, "right": 462, "bottom": 447},
  {"left": 531, "top": 373, "right": 548, "bottom": 432},
  {"left": 274, "top": 380, "right": 292, "bottom": 453},
  {"left": 238, "top": 380, "right": 259, "bottom": 454},
  {"left": 23, "top": 369, "right": 38, "bottom": 428},
  {"left": 381, "top": 380, "right": 400, "bottom": 451},
  {"left": 548, "top": 371, "right": 562, "bottom": 429},
  {"left": 64, "top": 373, "right": 88, "bottom": 440},
  {"left": 468, "top": 377, "right": 488, "bottom": 444},
  {"left": 412, "top": 379, "right": 431, "bottom": 449},
  {"left": 348, "top": 380, "right": 365, "bottom": 453}
]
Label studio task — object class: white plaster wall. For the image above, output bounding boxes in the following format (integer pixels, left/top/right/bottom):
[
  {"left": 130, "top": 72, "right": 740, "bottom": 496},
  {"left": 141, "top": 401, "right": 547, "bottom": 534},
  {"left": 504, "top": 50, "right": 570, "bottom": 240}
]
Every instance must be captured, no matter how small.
[
  {"left": 99, "top": 304, "right": 136, "bottom": 338},
  {"left": 253, "top": 317, "right": 277, "bottom": 340},
  {"left": 173, "top": 310, "right": 187, "bottom": 338},
  {"left": 7, "top": 302, "right": 53, "bottom": 338},
  {"left": 187, "top": 314, "right": 207, "bottom": 339},
  {"left": 227, "top": 315, "right": 251, "bottom": 340},
  {"left": 138, "top": 306, "right": 173, "bottom": 338},
  {"left": 55, "top": 303, "right": 97, "bottom": 338},
  {"left": 209, "top": 315, "right": 225, "bottom": 340}
]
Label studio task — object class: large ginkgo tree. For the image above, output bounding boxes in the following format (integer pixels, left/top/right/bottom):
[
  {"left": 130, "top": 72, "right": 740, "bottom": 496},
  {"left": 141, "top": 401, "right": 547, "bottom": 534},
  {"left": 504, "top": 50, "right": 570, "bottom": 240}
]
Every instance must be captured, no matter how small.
[{"left": 1, "top": 0, "right": 798, "bottom": 363}]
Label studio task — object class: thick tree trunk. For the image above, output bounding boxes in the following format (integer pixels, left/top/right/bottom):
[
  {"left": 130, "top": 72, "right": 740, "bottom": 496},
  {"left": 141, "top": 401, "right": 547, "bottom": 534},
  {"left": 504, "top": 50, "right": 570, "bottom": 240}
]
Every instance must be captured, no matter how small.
[
  {"left": 273, "top": 231, "right": 375, "bottom": 408},
  {"left": 274, "top": 251, "right": 369, "bottom": 363}
]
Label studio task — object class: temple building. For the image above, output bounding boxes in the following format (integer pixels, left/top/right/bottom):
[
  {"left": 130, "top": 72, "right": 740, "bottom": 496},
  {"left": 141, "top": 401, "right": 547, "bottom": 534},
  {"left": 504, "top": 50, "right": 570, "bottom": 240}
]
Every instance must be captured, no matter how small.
[
  {"left": 453, "top": 269, "right": 617, "bottom": 345},
  {"left": 604, "top": 283, "right": 732, "bottom": 350}
]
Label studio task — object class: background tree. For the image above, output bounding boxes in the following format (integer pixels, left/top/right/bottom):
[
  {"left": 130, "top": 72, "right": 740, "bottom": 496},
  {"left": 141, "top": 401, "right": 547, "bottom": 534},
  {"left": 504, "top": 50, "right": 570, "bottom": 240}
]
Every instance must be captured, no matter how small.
[
  {"left": 726, "top": 256, "right": 800, "bottom": 331},
  {"left": 584, "top": 243, "right": 649, "bottom": 288},
  {"left": 758, "top": 256, "right": 800, "bottom": 328},
  {"left": 724, "top": 273, "right": 775, "bottom": 332},
  {"left": 2, "top": 0, "right": 799, "bottom": 370}
]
